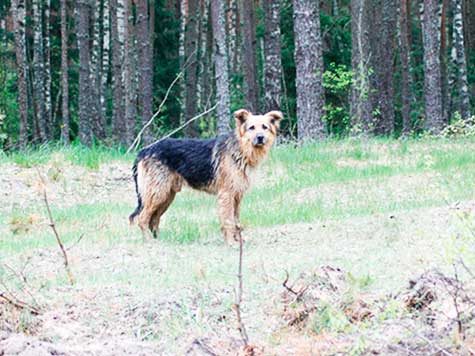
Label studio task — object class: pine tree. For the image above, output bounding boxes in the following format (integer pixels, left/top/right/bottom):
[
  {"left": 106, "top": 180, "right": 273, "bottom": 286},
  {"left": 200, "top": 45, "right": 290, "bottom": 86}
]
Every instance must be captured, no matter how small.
[
  {"left": 294, "top": 0, "right": 325, "bottom": 140},
  {"left": 11, "top": 0, "right": 29, "bottom": 148},
  {"left": 399, "top": 0, "right": 413, "bottom": 134},
  {"left": 60, "top": 0, "right": 70, "bottom": 144},
  {"left": 421, "top": 0, "right": 444, "bottom": 133},
  {"left": 32, "top": 0, "right": 47, "bottom": 142},
  {"left": 211, "top": 0, "right": 231, "bottom": 134},
  {"left": 263, "top": 0, "right": 282, "bottom": 112},
  {"left": 240, "top": 0, "right": 259, "bottom": 113},
  {"left": 76, "top": 0, "right": 93, "bottom": 145},
  {"left": 137, "top": 0, "right": 153, "bottom": 143}
]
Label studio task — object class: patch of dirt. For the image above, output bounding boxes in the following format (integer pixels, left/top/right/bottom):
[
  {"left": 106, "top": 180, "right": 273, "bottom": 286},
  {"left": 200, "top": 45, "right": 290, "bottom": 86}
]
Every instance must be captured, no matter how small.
[{"left": 0, "top": 161, "right": 134, "bottom": 214}]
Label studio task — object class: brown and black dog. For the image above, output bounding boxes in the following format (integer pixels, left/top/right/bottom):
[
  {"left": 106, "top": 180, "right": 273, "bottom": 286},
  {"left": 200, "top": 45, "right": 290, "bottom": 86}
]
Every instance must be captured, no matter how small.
[{"left": 129, "top": 109, "right": 283, "bottom": 243}]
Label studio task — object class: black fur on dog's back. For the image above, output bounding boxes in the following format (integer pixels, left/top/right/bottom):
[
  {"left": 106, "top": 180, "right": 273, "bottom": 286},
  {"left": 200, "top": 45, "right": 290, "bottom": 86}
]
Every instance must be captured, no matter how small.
[
  {"left": 129, "top": 135, "right": 233, "bottom": 223},
  {"left": 136, "top": 136, "right": 231, "bottom": 189}
]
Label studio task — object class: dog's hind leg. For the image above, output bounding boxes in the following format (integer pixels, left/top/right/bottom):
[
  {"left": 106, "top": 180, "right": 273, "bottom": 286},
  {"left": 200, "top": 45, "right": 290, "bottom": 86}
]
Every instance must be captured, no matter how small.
[{"left": 148, "top": 190, "right": 177, "bottom": 238}]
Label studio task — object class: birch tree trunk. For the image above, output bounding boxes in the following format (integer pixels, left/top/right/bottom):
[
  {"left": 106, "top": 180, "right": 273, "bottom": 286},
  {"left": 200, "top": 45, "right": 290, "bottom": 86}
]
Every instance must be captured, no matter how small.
[
  {"left": 179, "top": 0, "right": 188, "bottom": 125},
  {"left": 111, "top": 0, "right": 126, "bottom": 143},
  {"left": 211, "top": 0, "right": 231, "bottom": 134},
  {"left": 240, "top": 0, "right": 259, "bottom": 113},
  {"left": 101, "top": 0, "right": 110, "bottom": 127},
  {"left": 137, "top": 0, "right": 153, "bottom": 143},
  {"left": 12, "top": 0, "right": 29, "bottom": 148},
  {"left": 293, "top": 0, "right": 326, "bottom": 140},
  {"left": 227, "top": 0, "right": 240, "bottom": 75},
  {"left": 76, "top": 0, "right": 93, "bottom": 145},
  {"left": 44, "top": 0, "right": 53, "bottom": 139},
  {"left": 90, "top": 0, "right": 105, "bottom": 139},
  {"left": 263, "top": 0, "right": 282, "bottom": 112},
  {"left": 60, "top": 0, "right": 70, "bottom": 144},
  {"left": 452, "top": 0, "right": 471, "bottom": 119},
  {"left": 32, "top": 0, "right": 47, "bottom": 143},
  {"left": 421, "top": 0, "right": 444, "bottom": 133}
]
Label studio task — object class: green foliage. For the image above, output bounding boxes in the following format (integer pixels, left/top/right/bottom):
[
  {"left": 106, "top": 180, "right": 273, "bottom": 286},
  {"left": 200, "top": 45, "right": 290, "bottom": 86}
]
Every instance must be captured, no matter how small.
[
  {"left": 440, "top": 114, "right": 475, "bottom": 137},
  {"left": 323, "top": 63, "right": 352, "bottom": 136}
]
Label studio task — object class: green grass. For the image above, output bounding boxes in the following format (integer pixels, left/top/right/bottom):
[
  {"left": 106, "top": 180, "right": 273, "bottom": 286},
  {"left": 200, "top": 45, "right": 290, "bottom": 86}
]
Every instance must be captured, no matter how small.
[
  {"left": 2, "top": 136, "right": 475, "bottom": 254},
  {"left": 0, "top": 142, "right": 133, "bottom": 169}
]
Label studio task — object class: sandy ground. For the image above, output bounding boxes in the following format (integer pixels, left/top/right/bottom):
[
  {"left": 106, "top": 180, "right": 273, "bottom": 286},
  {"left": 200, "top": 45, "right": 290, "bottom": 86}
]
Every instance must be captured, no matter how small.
[{"left": 1, "top": 161, "right": 475, "bottom": 355}]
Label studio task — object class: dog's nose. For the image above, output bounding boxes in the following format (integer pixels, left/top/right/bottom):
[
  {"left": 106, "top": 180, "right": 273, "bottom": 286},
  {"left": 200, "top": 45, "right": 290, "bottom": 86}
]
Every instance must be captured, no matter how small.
[{"left": 256, "top": 134, "right": 265, "bottom": 144}]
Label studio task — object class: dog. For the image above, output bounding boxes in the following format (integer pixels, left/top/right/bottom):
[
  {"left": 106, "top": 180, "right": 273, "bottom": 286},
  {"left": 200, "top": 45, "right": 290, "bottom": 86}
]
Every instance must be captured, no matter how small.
[{"left": 129, "top": 109, "right": 283, "bottom": 243}]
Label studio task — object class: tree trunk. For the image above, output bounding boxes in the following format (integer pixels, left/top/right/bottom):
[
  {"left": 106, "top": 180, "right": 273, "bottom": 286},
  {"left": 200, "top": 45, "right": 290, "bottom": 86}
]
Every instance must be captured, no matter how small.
[
  {"left": 350, "top": 0, "right": 372, "bottom": 133},
  {"left": 76, "top": 0, "right": 93, "bottom": 145},
  {"left": 370, "top": 0, "right": 397, "bottom": 135},
  {"left": 184, "top": 0, "right": 200, "bottom": 136},
  {"left": 101, "top": 0, "right": 110, "bottom": 130},
  {"left": 60, "top": 0, "right": 70, "bottom": 144},
  {"left": 399, "top": 0, "right": 413, "bottom": 134},
  {"left": 293, "top": 0, "right": 326, "bottom": 140},
  {"left": 421, "top": 0, "right": 444, "bottom": 133},
  {"left": 11, "top": 0, "right": 29, "bottom": 148},
  {"left": 211, "top": 0, "right": 231, "bottom": 134},
  {"left": 137, "top": 0, "right": 154, "bottom": 143},
  {"left": 111, "top": 0, "right": 126, "bottom": 144},
  {"left": 227, "top": 0, "right": 240, "bottom": 75},
  {"left": 240, "top": 0, "right": 259, "bottom": 113},
  {"left": 44, "top": 0, "right": 53, "bottom": 139},
  {"left": 124, "top": 0, "right": 137, "bottom": 145},
  {"left": 452, "top": 0, "right": 471, "bottom": 119},
  {"left": 263, "top": 0, "right": 282, "bottom": 112},
  {"left": 32, "top": 0, "right": 47, "bottom": 143}
]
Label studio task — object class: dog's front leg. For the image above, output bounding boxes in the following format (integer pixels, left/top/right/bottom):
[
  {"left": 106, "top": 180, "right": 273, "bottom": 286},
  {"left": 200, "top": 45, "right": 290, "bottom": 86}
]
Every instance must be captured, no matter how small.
[
  {"left": 217, "top": 190, "right": 240, "bottom": 243},
  {"left": 233, "top": 193, "right": 243, "bottom": 233}
]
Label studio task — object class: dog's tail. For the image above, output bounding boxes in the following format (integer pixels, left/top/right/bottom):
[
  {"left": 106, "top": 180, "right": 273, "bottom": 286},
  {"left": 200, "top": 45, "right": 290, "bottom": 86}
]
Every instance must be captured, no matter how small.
[{"left": 129, "top": 159, "right": 143, "bottom": 224}]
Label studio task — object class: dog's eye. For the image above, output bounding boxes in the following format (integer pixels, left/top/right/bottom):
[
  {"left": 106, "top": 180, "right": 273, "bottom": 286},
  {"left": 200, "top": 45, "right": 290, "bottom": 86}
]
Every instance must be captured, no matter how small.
[
  {"left": 262, "top": 124, "right": 268, "bottom": 130},
  {"left": 248, "top": 125, "right": 255, "bottom": 131}
]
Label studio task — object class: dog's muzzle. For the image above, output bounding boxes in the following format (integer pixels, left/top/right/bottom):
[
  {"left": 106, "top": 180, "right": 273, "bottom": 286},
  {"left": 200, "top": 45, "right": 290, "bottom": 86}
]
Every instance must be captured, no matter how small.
[{"left": 253, "top": 134, "right": 266, "bottom": 146}]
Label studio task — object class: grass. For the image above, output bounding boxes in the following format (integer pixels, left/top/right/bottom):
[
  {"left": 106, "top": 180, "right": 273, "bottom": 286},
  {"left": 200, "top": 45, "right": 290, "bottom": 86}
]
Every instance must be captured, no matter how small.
[
  {"left": 1, "top": 137, "right": 475, "bottom": 353},
  {"left": 2, "top": 136, "right": 475, "bottom": 253}
]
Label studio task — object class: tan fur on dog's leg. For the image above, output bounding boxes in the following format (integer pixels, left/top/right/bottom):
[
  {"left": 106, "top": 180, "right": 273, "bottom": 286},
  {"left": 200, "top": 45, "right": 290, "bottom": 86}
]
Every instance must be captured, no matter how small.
[{"left": 218, "top": 190, "right": 239, "bottom": 243}]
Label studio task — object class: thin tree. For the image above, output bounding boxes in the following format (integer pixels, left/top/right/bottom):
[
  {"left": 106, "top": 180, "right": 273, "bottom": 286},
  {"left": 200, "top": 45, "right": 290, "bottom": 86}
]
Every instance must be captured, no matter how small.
[
  {"left": 101, "top": 0, "right": 111, "bottom": 126},
  {"left": 60, "top": 0, "right": 70, "bottom": 144},
  {"left": 12, "top": 0, "right": 29, "bottom": 148},
  {"left": 137, "top": 0, "right": 154, "bottom": 143},
  {"left": 90, "top": 0, "right": 105, "bottom": 139},
  {"left": 399, "top": 0, "right": 413, "bottom": 134},
  {"left": 32, "top": 0, "right": 47, "bottom": 142},
  {"left": 124, "top": 0, "right": 137, "bottom": 145},
  {"left": 211, "top": 0, "right": 231, "bottom": 134},
  {"left": 184, "top": 0, "right": 200, "bottom": 136},
  {"left": 293, "top": 0, "right": 326, "bottom": 140},
  {"left": 240, "top": 0, "right": 259, "bottom": 113},
  {"left": 75, "top": 0, "right": 93, "bottom": 145},
  {"left": 350, "top": 0, "right": 372, "bottom": 133},
  {"left": 452, "top": 0, "right": 471, "bottom": 119},
  {"left": 263, "top": 0, "right": 282, "bottom": 112},
  {"left": 111, "top": 0, "right": 126, "bottom": 144},
  {"left": 44, "top": 0, "right": 53, "bottom": 139},
  {"left": 421, "top": 0, "right": 444, "bottom": 133}
]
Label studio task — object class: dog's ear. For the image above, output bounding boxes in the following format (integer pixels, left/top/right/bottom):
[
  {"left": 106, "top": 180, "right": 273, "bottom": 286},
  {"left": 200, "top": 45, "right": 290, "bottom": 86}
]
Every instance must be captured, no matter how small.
[
  {"left": 266, "top": 111, "right": 283, "bottom": 128},
  {"left": 234, "top": 109, "right": 251, "bottom": 127}
]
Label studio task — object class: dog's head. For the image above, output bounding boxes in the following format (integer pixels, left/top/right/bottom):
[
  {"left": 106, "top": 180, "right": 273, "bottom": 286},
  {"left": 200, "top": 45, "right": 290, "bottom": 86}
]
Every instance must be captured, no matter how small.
[{"left": 234, "top": 109, "right": 283, "bottom": 165}]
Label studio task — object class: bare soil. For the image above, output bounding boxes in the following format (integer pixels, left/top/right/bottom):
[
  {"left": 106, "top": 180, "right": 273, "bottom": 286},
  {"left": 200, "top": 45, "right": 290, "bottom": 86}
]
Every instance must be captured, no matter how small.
[{"left": 1, "top": 162, "right": 475, "bottom": 355}]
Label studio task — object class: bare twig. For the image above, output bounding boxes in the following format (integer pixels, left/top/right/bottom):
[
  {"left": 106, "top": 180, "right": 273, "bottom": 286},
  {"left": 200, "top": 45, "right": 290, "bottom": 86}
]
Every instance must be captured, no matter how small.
[
  {"left": 283, "top": 271, "right": 309, "bottom": 302},
  {"left": 37, "top": 170, "right": 75, "bottom": 285},
  {"left": 2, "top": 263, "right": 39, "bottom": 306},
  {"left": 127, "top": 50, "right": 197, "bottom": 153},
  {"left": 233, "top": 229, "right": 249, "bottom": 348},
  {"left": 0, "top": 292, "right": 40, "bottom": 315}
]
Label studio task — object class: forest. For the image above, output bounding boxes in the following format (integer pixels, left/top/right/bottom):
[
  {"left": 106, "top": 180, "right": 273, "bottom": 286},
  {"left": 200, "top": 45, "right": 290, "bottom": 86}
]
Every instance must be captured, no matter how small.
[{"left": 1, "top": 0, "right": 474, "bottom": 149}]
